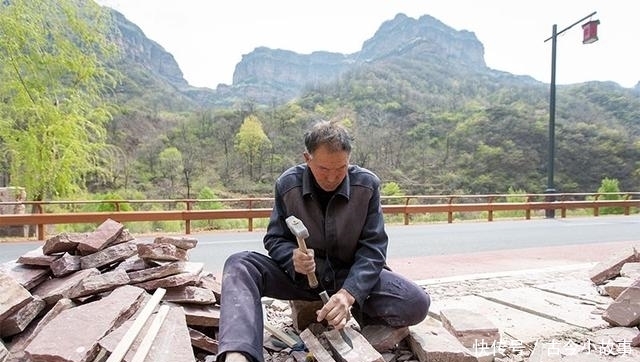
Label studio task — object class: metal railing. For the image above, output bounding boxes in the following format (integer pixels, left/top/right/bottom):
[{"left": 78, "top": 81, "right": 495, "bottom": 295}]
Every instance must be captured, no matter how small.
[{"left": 0, "top": 192, "right": 638, "bottom": 240}]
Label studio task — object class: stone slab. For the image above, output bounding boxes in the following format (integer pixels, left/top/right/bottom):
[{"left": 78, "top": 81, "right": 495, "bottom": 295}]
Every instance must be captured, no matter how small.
[
  {"left": 532, "top": 279, "right": 612, "bottom": 306},
  {"left": 407, "top": 317, "right": 478, "bottom": 362},
  {"left": 479, "top": 287, "right": 608, "bottom": 330},
  {"left": 428, "top": 294, "right": 571, "bottom": 344}
]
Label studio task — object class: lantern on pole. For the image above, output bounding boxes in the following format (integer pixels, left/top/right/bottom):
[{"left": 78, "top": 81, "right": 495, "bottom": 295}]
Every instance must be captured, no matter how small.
[{"left": 582, "top": 19, "right": 600, "bottom": 44}]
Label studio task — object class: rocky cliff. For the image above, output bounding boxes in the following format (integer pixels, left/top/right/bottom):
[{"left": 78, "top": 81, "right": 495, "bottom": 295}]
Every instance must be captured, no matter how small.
[{"left": 107, "top": 8, "right": 496, "bottom": 109}]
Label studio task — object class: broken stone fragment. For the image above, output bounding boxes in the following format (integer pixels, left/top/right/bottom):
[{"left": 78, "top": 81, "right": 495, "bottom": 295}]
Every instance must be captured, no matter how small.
[
  {"left": 589, "top": 246, "right": 640, "bottom": 285},
  {"left": 132, "top": 272, "right": 199, "bottom": 291},
  {"left": 0, "top": 271, "right": 33, "bottom": 322},
  {"left": 198, "top": 272, "right": 222, "bottom": 302},
  {"left": 31, "top": 268, "right": 100, "bottom": 305},
  {"left": 106, "top": 228, "right": 135, "bottom": 247},
  {"left": 407, "top": 317, "right": 477, "bottom": 362},
  {"left": 189, "top": 327, "right": 219, "bottom": 354},
  {"left": 76, "top": 218, "right": 125, "bottom": 255},
  {"left": 137, "top": 242, "right": 189, "bottom": 262},
  {"left": 67, "top": 269, "right": 131, "bottom": 299},
  {"left": 80, "top": 242, "right": 138, "bottom": 270},
  {"left": 603, "top": 277, "right": 635, "bottom": 300},
  {"left": 0, "top": 260, "right": 50, "bottom": 291},
  {"left": 440, "top": 308, "right": 500, "bottom": 348},
  {"left": 16, "top": 247, "right": 61, "bottom": 267},
  {"left": 154, "top": 235, "right": 198, "bottom": 250},
  {"left": 162, "top": 285, "right": 216, "bottom": 305},
  {"left": 360, "top": 324, "right": 409, "bottom": 353},
  {"left": 42, "top": 232, "right": 87, "bottom": 255},
  {"left": 0, "top": 297, "right": 45, "bottom": 338},
  {"left": 127, "top": 261, "right": 186, "bottom": 284},
  {"left": 6, "top": 298, "right": 76, "bottom": 358},
  {"left": 50, "top": 252, "right": 81, "bottom": 278},
  {"left": 602, "top": 279, "right": 640, "bottom": 327},
  {"left": 171, "top": 303, "right": 220, "bottom": 327}
]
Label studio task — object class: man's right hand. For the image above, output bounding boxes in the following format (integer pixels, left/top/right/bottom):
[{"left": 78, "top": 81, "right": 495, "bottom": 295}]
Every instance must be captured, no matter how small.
[{"left": 292, "top": 247, "right": 315, "bottom": 275}]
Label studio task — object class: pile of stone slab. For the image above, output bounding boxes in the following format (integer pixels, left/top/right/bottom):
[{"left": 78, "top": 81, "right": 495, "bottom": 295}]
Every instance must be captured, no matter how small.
[
  {"left": 589, "top": 245, "right": 640, "bottom": 344},
  {"left": 1, "top": 217, "right": 522, "bottom": 362},
  {"left": 0, "top": 218, "right": 220, "bottom": 362}
]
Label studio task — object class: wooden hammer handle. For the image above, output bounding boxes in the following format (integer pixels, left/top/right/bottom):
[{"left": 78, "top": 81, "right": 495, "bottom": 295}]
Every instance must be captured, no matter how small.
[{"left": 296, "top": 236, "right": 319, "bottom": 288}]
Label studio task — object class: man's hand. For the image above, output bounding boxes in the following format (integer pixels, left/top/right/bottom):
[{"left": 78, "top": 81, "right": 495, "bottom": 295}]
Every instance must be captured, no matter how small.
[
  {"left": 316, "top": 288, "right": 355, "bottom": 329},
  {"left": 292, "top": 247, "right": 315, "bottom": 275}
]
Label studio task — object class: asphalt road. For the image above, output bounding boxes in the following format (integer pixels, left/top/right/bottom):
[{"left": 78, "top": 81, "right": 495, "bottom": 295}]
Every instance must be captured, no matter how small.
[{"left": 2, "top": 215, "right": 638, "bottom": 277}]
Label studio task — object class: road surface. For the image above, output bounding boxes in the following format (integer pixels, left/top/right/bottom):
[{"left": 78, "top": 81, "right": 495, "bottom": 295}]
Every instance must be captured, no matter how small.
[{"left": 1, "top": 215, "right": 638, "bottom": 279}]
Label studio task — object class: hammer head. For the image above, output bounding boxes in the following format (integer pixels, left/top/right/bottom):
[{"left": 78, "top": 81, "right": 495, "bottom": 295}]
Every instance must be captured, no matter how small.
[{"left": 285, "top": 215, "right": 309, "bottom": 239}]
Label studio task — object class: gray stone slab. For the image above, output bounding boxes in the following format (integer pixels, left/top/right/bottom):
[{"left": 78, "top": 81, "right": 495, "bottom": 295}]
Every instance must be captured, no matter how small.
[
  {"left": 532, "top": 279, "right": 612, "bottom": 305},
  {"left": 479, "top": 287, "right": 609, "bottom": 330},
  {"left": 428, "top": 295, "right": 571, "bottom": 344},
  {"left": 528, "top": 340, "right": 640, "bottom": 361}
]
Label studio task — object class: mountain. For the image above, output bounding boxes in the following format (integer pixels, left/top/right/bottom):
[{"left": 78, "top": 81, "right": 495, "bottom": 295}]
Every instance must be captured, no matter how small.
[
  {"left": 102, "top": 6, "right": 640, "bottom": 196},
  {"left": 108, "top": 11, "right": 541, "bottom": 109}
]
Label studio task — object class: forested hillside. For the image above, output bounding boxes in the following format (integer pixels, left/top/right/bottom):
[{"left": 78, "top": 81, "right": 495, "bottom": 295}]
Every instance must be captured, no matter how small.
[{"left": 1, "top": 0, "right": 639, "bottom": 203}]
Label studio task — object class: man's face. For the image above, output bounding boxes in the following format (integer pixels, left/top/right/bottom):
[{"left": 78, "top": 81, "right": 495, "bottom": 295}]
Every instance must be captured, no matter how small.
[{"left": 304, "top": 145, "right": 349, "bottom": 192}]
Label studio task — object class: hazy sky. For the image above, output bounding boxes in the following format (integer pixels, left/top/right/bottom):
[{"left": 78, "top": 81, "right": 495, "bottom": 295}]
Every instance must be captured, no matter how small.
[{"left": 95, "top": 0, "right": 639, "bottom": 89}]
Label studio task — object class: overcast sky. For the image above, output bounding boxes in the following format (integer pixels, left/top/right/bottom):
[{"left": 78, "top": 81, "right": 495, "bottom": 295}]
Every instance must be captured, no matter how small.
[{"left": 94, "top": 0, "right": 639, "bottom": 89}]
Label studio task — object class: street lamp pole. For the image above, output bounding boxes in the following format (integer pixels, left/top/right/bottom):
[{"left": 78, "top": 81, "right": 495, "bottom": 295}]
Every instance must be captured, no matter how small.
[{"left": 543, "top": 11, "right": 597, "bottom": 218}]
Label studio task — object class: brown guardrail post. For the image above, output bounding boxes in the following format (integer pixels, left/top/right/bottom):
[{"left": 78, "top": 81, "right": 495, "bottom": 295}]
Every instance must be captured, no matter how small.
[
  {"left": 525, "top": 195, "right": 532, "bottom": 220},
  {"left": 185, "top": 200, "right": 193, "bottom": 235},
  {"left": 487, "top": 196, "right": 494, "bottom": 222},
  {"left": 35, "top": 202, "right": 45, "bottom": 241},
  {"left": 247, "top": 199, "right": 254, "bottom": 231},
  {"left": 447, "top": 196, "right": 454, "bottom": 223},
  {"left": 624, "top": 193, "right": 630, "bottom": 215},
  {"left": 593, "top": 193, "right": 600, "bottom": 217},
  {"left": 404, "top": 197, "right": 410, "bottom": 225}
]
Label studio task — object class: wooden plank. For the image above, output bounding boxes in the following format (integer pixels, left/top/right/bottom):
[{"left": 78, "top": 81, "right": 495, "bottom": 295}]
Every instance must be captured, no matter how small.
[
  {"left": 479, "top": 287, "right": 609, "bottom": 330},
  {"left": 299, "top": 328, "right": 336, "bottom": 362},
  {"left": 105, "top": 288, "right": 166, "bottom": 362},
  {"left": 428, "top": 295, "right": 571, "bottom": 344},
  {"left": 324, "top": 327, "right": 383, "bottom": 362},
  {"left": 131, "top": 304, "right": 170, "bottom": 362},
  {"left": 264, "top": 322, "right": 298, "bottom": 348}
]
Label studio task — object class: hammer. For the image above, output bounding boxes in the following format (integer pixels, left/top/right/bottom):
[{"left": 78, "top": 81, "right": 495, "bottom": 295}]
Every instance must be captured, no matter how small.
[
  {"left": 285, "top": 215, "right": 319, "bottom": 288},
  {"left": 284, "top": 215, "right": 353, "bottom": 351}
]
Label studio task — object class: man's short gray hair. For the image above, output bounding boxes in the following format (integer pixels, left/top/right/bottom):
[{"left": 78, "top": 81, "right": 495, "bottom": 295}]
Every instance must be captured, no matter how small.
[{"left": 304, "top": 120, "right": 353, "bottom": 154}]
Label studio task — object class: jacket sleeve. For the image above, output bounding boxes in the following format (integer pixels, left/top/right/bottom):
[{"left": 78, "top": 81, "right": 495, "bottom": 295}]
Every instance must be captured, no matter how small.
[
  {"left": 263, "top": 183, "right": 298, "bottom": 280},
  {"left": 341, "top": 185, "right": 388, "bottom": 307}
]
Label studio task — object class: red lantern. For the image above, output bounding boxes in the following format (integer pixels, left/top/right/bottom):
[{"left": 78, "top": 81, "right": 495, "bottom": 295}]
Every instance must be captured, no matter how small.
[{"left": 582, "top": 20, "right": 600, "bottom": 44}]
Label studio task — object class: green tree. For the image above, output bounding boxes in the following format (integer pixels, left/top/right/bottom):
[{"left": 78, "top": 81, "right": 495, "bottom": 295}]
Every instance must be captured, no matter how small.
[
  {"left": 234, "top": 115, "right": 272, "bottom": 181},
  {"left": 158, "top": 147, "right": 183, "bottom": 198},
  {"left": 0, "top": 0, "right": 117, "bottom": 201},
  {"left": 596, "top": 177, "right": 623, "bottom": 215}
]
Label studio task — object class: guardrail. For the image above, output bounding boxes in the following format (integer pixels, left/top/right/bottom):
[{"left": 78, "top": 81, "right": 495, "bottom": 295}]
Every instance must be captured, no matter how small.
[{"left": 0, "top": 193, "right": 638, "bottom": 240}]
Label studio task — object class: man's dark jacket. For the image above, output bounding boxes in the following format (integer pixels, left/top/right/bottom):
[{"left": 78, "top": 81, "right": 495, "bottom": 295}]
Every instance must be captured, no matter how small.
[{"left": 263, "top": 164, "right": 388, "bottom": 307}]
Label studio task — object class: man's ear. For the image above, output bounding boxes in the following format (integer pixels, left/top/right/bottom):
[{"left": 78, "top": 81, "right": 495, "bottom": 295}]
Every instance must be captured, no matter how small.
[{"left": 303, "top": 151, "right": 312, "bottom": 162}]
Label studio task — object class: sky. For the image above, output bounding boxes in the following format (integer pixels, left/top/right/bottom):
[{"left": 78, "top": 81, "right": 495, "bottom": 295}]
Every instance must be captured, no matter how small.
[{"left": 94, "top": 0, "right": 639, "bottom": 89}]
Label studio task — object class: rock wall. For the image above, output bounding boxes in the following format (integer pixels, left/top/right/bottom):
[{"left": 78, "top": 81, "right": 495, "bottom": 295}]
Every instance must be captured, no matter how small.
[{"left": 0, "top": 187, "right": 27, "bottom": 237}]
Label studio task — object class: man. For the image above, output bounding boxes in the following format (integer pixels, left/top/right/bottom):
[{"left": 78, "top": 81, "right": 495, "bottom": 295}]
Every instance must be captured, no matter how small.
[{"left": 218, "top": 120, "right": 430, "bottom": 362}]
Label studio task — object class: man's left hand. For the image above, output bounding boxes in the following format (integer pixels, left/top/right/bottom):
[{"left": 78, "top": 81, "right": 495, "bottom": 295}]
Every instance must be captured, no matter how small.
[{"left": 316, "top": 288, "right": 355, "bottom": 329}]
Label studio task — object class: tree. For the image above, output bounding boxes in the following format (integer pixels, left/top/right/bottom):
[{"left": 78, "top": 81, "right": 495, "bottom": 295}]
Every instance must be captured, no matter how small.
[
  {"left": 0, "top": 0, "right": 117, "bottom": 201},
  {"left": 158, "top": 147, "right": 183, "bottom": 198},
  {"left": 234, "top": 115, "right": 272, "bottom": 181}
]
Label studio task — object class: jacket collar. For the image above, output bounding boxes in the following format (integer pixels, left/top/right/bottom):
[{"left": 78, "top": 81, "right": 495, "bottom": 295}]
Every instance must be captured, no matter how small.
[{"left": 302, "top": 165, "right": 350, "bottom": 200}]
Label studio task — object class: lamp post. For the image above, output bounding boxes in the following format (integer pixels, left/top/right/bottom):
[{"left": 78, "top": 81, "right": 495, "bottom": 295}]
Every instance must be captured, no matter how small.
[{"left": 543, "top": 11, "right": 598, "bottom": 218}]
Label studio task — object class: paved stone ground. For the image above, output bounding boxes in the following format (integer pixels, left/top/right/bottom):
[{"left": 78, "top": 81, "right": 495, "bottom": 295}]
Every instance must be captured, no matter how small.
[{"left": 419, "top": 265, "right": 640, "bottom": 361}]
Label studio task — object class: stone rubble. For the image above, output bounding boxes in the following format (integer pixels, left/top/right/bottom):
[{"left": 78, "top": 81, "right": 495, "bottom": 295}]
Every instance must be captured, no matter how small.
[{"left": 0, "top": 219, "right": 639, "bottom": 362}]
